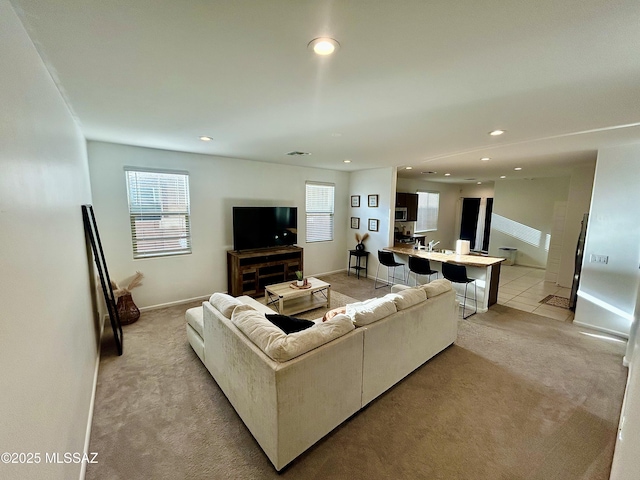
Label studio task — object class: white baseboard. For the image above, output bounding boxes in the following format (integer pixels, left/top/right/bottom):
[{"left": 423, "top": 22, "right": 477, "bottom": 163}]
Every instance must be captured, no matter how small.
[
  {"left": 310, "top": 268, "right": 348, "bottom": 277},
  {"left": 573, "top": 320, "right": 629, "bottom": 340},
  {"left": 79, "top": 340, "right": 101, "bottom": 480},
  {"left": 139, "top": 295, "right": 210, "bottom": 312}
]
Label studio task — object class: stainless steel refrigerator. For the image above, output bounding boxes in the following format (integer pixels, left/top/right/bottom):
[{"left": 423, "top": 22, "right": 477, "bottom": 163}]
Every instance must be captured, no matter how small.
[{"left": 569, "top": 213, "right": 588, "bottom": 310}]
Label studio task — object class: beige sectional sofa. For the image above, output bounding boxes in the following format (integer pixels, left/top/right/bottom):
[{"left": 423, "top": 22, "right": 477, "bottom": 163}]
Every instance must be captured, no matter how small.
[{"left": 185, "top": 279, "right": 458, "bottom": 471}]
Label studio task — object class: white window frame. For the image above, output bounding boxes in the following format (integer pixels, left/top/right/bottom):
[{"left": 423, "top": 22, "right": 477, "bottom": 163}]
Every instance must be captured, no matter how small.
[
  {"left": 416, "top": 191, "right": 440, "bottom": 233},
  {"left": 305, "top": 182, "right": 335, "bottom": 243},
  {"left": 125, "top": 167, "right": 192, "bottom": 259}
]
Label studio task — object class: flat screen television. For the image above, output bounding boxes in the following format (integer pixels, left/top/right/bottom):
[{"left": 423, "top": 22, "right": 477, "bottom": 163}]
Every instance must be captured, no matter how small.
[{"left": 232, "top": 206, "right": 298, "bottom": 251}]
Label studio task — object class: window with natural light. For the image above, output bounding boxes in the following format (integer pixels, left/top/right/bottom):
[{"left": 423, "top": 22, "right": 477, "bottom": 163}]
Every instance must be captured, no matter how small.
[
  {"left": 125, "top": 168, "right": 192, "bottom": 258},
  {"left": 306, "top": 182, "right": 335, "bottom": 242},
  {"left": 416, "top": 191, "right": 439, "bottom": 232}
]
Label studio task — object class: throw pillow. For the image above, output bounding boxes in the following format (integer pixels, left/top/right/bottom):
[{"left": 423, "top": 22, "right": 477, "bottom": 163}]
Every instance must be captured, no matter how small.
[
  {"left": 345, "top": 297, "right": 397, "bottom": 326},
  {"left": 231, "top": 304, "right": 354, "bottom": 362},
  {"left": 209, "top": 292, "right": 243, "bottom": 318},
  {"left": 421, "top": 279, "right": 453, "bottom": 298},
  {"left": 265, "top": 314, "right": 315, "bottom": 334},
  {"left": 386, "top": 287, "right": 426, "bottom": 310}
]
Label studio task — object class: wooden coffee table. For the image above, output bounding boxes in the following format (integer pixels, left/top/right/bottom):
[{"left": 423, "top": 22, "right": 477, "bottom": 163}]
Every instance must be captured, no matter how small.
[{"left": 264, "top": 277, "right": 331, "bottom": 316}]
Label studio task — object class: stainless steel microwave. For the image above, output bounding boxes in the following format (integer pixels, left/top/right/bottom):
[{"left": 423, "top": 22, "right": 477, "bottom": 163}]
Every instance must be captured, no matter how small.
[{"left": 395, "top": 207, "right": 408, "bottom": 221}]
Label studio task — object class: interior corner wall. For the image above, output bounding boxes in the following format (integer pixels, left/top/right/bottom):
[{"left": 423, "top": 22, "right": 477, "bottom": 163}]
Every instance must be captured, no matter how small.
[
  {"left": 573, "top": 144, "right": 640, "bottom": 337},
  {"left": 349, "top": 167, "right": 396, "bottom": 276},
  {"left": 0, "top": 2, "right": 99, "bottom": 479},
  {"left": 87, "top": 141, "right": 349, "bottom": 308},
  {"left": 489, "top": 177, "right": 570, "bottom": 268},
  {"left": 395, "top": 178, "right": 462, "bottom": 250},
  {"left": 556, "top": 163, "right": 596, "bottom": 287}
]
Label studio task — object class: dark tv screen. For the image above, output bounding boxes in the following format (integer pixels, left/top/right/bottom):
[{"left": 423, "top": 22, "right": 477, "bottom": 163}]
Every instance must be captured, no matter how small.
[{"left": 232, "top": 207, "right": 298, "bottom": 251}]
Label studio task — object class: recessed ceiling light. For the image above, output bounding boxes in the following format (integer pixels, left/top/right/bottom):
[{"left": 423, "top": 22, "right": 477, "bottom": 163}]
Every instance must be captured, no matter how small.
[
  {"left": 444, "top": 173, "right": 451, "bottom": 176},
  {"left": 199, "top": 136, "right": 212, "bottom": 142},
  {"left": 514, "top": 167, "right": 522, "bottom": 171},
  {"left": 500, "top": 175, "right": 506, "bottom": 179},
  {"left": 480, "top": 157, "right": 491, "bottom": 161},
  {"left": 477, "top": 182, "right": 482, "bottom": 185},
  {"left": 489, "top": 129, "right": 505, "bottom": 136},
  {"left": 405, "top": 166, "right": 413, "bottom": 170},
  {"left": 343, "top": 159, "right": 351, "bottom": 163},
  {"left": 308, "top": 37, "right": 340, "bottom": 56}
]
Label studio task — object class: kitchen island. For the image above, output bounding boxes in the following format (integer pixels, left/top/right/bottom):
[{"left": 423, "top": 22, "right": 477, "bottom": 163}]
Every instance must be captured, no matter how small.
[{"left": 384, "top": 245, "right": 506, "bottom": 312}]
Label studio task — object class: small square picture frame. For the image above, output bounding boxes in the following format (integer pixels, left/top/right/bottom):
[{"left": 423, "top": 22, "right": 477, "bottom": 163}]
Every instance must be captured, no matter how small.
[
  {"left": 368, "top": 194, "right": 379, "bottom": 208},
  {"left": 368, "top": 218, "right": 379, "bottom": 232},
  {"left": 351, "top": 195, "right": 360, "bottom": 207},
  {"left": 350, "top": 217, "right": 360, "bottom": 229}
]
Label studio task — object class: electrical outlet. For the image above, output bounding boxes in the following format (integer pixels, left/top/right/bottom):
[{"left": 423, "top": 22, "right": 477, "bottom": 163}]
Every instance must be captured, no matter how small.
[{"left": 589, "top": 254, "right": 609, "bottom": 264}]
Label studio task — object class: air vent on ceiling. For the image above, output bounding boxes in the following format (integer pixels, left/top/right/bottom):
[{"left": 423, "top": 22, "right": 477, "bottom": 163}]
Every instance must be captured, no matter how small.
[
  {"left": 464, "top": 178, "right": 477, "bottom": 181},
  {"left": 420, "top": 171, "right": 437, "bottom": 174},
  {"left": 286, "top": 151, "right": 311, "bottom": 156}
]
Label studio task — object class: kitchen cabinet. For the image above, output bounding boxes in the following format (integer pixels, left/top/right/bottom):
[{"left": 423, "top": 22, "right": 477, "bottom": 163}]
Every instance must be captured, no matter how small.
[{"left": 396, "top": 192, "right": 418, "bottom": 221}]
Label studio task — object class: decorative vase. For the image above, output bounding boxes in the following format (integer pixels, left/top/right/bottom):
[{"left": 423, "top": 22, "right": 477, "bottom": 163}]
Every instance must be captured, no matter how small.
[
  {"left": 117, "top": 293, "right": 140, "bottom": 325},
  {"left": 296, "top": 280, "right": 304, "bottom": 287},
  {"left": 355, "top": 242, "right": 365, "bottom": 251}
]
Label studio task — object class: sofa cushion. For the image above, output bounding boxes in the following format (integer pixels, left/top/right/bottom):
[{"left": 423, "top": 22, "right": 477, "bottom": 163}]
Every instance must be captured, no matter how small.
[
  {"left": 345, "top": 297, "right": 397, "bottom": 327},
  {"left": 231, "top": 304, "right": 354, "bottom": 362},
  {"left": 420, "top": 279, "right": 453, "bottom": 298},
  {"left": 265, "top": 314, "right": 315, "bottom": 334},
  {"left": 385, "top": 287, "right": 427, "bottom": 310},
  {"left": 185, "top": 306, "right": 204, "bottom": 337},
  {"left": 209, "top": 293, "right": 243, "bottom": 318}
]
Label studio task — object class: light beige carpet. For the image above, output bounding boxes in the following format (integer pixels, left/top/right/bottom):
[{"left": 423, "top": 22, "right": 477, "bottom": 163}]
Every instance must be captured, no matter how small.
[{"left": 87, "top": 295, "right": 627, "bottom": 480}]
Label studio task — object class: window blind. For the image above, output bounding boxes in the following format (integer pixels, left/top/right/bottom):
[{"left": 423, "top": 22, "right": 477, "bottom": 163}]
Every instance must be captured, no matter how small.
[
  {"left": 416, "top": 191, "right": 440, "bottom": 232},
  {"left": 306, "top": 182, "right": 335, "bottom": 242},
  {"left": 125, "top": 169, "right": 192, "bottom": 258}
]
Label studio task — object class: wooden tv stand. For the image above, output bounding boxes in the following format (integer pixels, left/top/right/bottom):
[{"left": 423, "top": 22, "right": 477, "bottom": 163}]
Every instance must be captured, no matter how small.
[{"left": 227, "top": 246, "right": 303, "bottom": 298}]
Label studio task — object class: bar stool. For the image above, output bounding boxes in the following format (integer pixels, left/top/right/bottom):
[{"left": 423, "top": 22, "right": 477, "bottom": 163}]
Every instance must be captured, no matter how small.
[
  {"left": 375, "top": 250, "right": 406, "bottom": 289},
  {"left": 442, "top": 262, "right": 477, "bottom": 318},
  {"left": 408, "top": 256, "right": 438, "bottom": 286}
]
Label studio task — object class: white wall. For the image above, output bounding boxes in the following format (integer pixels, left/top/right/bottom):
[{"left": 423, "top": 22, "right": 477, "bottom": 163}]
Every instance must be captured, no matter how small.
[
  {"left": 609, "top": 283, "right": 640, "bottom": 479},
  {"left": 489, "top": 177, "right": 570, "bottom": 267},
  {"left": 349, "top": 168, "right": 396, "bottom": 276},
  {"left": 556, "top": 163, "right": 596, "bottom": 287},
  {"left": 395, "top": 178, "right": 462, "bottom": 250},
  {"left": 573, "top": 144, "right": 640, "bottom": 337},
  {"left": 0, "top": 3, "right": 99, "bottom": 479},
  {"left": 87, "top": 141, "right": 350, "bottom": 308}
]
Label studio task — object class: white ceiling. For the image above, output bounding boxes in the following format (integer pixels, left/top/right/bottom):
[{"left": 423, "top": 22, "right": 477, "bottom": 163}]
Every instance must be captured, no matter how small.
[{"left": 11, "top": 0, "right": 640, "bottom": 183}]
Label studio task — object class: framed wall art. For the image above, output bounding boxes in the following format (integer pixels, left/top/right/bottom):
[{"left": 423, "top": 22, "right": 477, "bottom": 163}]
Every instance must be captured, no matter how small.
[
  {"left": 368, "top": 194, "right": 379, "bottom": 207},
  {"left": 351, "top": 195, "right": 360, "bottom": 207},
  {"left": 350, "top": 217, "right": 360, "bottom": 229},
  {"left": 368, "top": 218, "right": 379, "bottom": 232}
]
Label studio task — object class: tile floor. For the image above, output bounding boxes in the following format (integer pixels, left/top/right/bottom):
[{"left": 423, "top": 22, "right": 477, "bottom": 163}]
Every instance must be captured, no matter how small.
[{"left": 498, "top": 265, "right": 574, "bottom": 322}]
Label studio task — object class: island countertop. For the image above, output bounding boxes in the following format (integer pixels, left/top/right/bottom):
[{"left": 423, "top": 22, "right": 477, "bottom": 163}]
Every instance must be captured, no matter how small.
[{"left": 384, "top": 245, "right": 506, "bottom": 268}]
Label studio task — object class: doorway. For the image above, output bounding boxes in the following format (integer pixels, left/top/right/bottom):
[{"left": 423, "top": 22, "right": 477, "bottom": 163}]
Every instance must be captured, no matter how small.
[{"left": 460, "top": 197, "right": 493, "bottom": 252}]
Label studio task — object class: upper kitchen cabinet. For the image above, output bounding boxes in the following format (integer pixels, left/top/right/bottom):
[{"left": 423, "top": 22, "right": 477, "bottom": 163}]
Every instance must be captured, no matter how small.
[{"left": 395, "top": 192, "right": 418, "bottom": 221}]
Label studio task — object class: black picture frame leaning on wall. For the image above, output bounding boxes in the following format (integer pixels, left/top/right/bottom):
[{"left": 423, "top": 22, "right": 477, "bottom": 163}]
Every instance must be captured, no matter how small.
[{"left": 82, "top": 204, "right": 123, "bottom": 355}]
